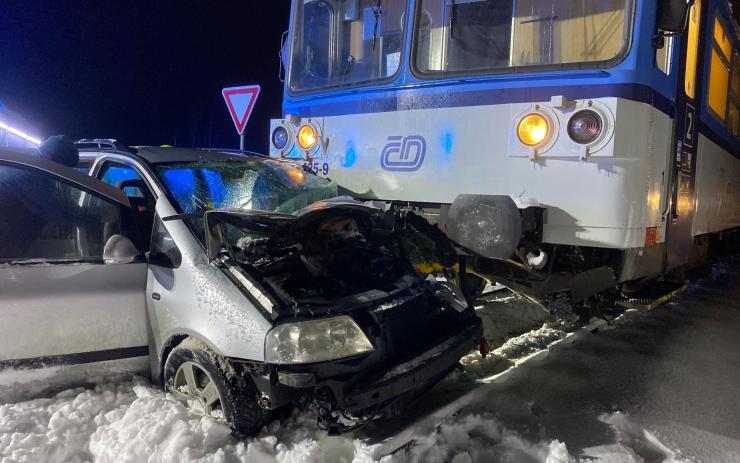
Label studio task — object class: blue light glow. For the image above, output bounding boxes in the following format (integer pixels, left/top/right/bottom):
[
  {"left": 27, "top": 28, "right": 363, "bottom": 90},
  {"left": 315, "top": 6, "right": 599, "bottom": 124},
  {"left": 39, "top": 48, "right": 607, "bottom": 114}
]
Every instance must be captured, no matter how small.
[
  {"left": 160, "top": 169, "right": 197, "bottom": 212},
  {"left": 343, "top": 143, "right": 357, "bottom": 168},
  {"left": 285, "top": 145, "right": 303, "bottom": 159},
  {"left": 442, "top": 131, "right": 454, "bottom": 155},
  {"left": 101, "top": 166, "right": 139, "bottom": 187},
  {"left": 201, "top": 168, "right": 225, "bottom": 206}
]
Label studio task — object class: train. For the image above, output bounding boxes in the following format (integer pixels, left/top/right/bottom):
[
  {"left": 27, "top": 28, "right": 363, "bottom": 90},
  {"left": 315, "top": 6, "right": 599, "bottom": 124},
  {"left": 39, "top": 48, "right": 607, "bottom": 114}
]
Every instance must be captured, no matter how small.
[{"left": 268, "top": 0, "right": 740, "bottom": 310}]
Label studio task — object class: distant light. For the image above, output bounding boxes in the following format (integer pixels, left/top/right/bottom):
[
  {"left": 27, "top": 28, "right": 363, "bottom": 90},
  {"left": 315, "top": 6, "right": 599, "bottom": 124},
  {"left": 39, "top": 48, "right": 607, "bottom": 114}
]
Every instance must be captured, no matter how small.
[{"left": 0, "top": 120, "right": 41, "bottom": 145}]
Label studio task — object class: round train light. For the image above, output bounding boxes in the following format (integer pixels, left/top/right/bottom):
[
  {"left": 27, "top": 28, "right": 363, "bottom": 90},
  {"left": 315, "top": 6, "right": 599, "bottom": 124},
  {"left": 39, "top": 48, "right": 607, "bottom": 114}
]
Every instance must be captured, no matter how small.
[
  {"left": 297, "top": 125, "right": 318, "bottom": 150},
  {"left": 568, "top": 110, "right": 603, "bottom": 145},
  {"left": 271, "top": 126, "right": 289, "bottom": 150},
  {"left": 517, "top": 113, "right": 550, "bottom": 147}
]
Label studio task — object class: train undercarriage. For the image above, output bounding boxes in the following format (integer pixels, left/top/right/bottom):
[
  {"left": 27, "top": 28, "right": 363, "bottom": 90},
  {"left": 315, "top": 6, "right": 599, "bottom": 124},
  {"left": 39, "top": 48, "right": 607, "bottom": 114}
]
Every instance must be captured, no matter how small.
[{"left": 389, "top": 194, "right": 739, "bottom": 318}]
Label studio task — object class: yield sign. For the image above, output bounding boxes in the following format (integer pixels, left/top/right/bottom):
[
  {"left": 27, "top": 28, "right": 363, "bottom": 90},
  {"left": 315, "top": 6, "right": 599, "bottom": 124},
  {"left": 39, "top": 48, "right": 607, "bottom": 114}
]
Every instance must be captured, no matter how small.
[{"left": 222, "top": 85, "right": 261, "bottom": 135}]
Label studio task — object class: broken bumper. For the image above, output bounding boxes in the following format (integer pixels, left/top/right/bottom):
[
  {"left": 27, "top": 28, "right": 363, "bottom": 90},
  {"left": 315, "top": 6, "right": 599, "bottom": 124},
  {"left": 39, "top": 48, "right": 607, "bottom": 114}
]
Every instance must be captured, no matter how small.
[{"left": 335, "top": 318, "right": 482, "bottom": 416}]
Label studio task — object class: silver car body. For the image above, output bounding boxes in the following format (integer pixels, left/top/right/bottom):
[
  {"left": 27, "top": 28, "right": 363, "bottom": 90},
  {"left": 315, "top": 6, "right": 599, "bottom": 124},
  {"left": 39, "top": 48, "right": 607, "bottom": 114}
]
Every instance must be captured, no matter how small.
[
  {"left": 0, "top": 150, "right": 149, "bottom": 401},
  {"left": 84, "top": 149, "right": 273, "bottom": 382}
]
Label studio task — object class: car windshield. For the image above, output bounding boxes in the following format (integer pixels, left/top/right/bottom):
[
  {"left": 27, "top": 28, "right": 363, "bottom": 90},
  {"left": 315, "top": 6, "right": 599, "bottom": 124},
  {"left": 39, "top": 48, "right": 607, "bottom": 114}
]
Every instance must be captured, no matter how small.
[
  {"left": 414, "top": 0, "right": 632, "bottom": 75},
  {"left": 289, "top": 0, "right": 407, "bottom": 93},
  {"left": 154, "top": 158, "right": 338, "bottom": 243}
]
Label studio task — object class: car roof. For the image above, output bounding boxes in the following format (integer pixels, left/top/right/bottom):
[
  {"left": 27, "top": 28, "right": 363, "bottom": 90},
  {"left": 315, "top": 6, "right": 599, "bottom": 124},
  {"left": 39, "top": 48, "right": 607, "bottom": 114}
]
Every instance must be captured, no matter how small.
[{"left": 77, "top": 146, "right": 268, "bottom": 166}]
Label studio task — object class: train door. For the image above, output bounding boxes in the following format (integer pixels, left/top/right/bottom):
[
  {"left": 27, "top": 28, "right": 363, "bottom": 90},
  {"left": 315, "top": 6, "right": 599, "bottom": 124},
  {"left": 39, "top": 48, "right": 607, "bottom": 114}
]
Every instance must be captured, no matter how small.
[{"left": 665, "top": 0, "right": 705, "bottom": 271}]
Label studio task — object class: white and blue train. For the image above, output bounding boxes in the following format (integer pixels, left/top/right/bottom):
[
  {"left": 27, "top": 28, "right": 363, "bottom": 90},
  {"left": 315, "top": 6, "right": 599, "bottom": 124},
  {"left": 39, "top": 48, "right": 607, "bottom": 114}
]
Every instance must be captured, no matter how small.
[{"left": 269, "top": 0, "right": 740, "bottom": 307}]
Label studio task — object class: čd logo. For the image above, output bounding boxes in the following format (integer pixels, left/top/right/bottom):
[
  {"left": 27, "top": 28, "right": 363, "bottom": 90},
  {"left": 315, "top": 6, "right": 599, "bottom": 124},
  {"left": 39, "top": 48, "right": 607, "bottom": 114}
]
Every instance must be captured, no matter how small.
[{"left": 380, "top": 135, "right": 426, "bottom": 172}]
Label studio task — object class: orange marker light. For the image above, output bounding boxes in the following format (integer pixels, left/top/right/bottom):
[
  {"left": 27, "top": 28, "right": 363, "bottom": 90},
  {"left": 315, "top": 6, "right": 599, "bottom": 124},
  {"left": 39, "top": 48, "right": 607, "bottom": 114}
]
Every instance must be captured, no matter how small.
[
  {"left": 297, "top": 125, "right": 318, "bottom": 150},
  {"left": 517, "top": 113, "right": 550, "bottom": 147}
]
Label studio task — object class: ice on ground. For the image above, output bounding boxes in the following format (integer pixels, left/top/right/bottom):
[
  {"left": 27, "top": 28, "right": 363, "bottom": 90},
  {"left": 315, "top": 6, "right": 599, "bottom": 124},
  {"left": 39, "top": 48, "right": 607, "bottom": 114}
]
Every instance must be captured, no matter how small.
[
  {"left": 390, "top": 412, "right": 574, "bottom": 463},
  {"left": 578, "top": 413, "right": 689, "bottom": 463},
  {"left": 460, "top": 291, "right": 578, "bottom": 380}
]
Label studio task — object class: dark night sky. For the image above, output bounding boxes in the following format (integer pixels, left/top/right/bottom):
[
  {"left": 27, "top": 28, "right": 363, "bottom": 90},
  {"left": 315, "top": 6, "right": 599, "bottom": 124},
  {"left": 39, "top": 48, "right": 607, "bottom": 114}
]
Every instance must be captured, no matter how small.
[
  {"left": 0, "top": 1, "right": 291, "bottom": 152},
  {"left": 1, "top": 2, "right": 739, "bottom": 152}
]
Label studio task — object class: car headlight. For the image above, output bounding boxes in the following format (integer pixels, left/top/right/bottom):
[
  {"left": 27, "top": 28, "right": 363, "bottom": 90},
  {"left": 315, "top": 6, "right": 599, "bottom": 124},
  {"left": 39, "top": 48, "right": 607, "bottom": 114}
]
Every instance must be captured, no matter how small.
[{"left": 265, "top": 315, "right": 374, "bottom": 365}]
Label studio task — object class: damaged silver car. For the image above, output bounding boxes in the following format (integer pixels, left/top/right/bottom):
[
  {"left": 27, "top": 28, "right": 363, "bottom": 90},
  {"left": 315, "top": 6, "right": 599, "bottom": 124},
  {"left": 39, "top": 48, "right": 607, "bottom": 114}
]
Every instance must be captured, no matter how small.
[{"left": 1, "top": 146, "right": 482, "bottom": 435}]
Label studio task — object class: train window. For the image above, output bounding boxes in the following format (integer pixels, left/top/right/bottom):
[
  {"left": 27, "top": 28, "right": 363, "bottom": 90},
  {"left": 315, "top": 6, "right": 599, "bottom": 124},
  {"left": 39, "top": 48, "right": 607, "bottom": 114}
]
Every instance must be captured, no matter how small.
[
  {"left": 707, "top": 14, "right": 732, "bottom": 120},
  {"left": 684, "top": 0, "right": 702, "bottom": 98},
  {"left": 414, "top": 0, "right": 632, "bottom": 75},
  {"left": 289, "top": 0, "right": 408, "bottom": 93}
]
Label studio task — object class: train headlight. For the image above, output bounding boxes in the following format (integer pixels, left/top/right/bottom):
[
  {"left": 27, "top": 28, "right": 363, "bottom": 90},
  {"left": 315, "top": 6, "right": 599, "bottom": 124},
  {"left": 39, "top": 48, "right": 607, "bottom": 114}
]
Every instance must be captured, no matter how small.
[
  {"left": 517, "top": 113, "right": 550, "bottom": 147},
  {"left": 568, "top": 110, "right": 603, "bottom": 145},
  {"left": 297, "top": 124, "right": 318, "bottom": 150},
  {"left": 271, "top": 126, "right": 290, "bottom": 150}
]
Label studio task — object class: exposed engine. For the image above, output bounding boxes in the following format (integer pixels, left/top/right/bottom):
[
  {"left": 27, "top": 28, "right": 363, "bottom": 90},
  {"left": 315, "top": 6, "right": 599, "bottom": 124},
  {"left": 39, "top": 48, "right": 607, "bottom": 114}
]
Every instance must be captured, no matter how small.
[
  {"left": 207, "top": 203, "right": 460, "bottom": 313},
  {"left": 234, "top": 209, "right": 406, "bottom": 305}
]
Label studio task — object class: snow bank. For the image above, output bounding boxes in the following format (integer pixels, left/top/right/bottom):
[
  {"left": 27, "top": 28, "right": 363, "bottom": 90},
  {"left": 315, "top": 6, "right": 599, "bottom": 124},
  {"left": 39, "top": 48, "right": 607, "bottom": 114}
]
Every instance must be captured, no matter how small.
[
  {"left": 0, "top": 379, "right": 581, "bottom": 463},
  {"left": 581, "top": 413, "right": 690, "bottom": 463},
  {"left": 0, "top": 379, "right": 381, "bottom": 463},
  {"left": 391, "top": 411, "right": 574, "bottom": 463},
  {"left": 0, "top": 381, "right": 139, "bottom": 462},
  {"left": 460, "top": 290, "right": 579, "bottom": 381}
]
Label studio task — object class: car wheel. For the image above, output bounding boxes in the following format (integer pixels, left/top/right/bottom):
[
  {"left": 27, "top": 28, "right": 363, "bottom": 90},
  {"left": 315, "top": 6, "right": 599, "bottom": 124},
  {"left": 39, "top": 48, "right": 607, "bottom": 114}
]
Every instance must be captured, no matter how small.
[{"left": 164, "top": 339, "right": 268, "bottom": 436}]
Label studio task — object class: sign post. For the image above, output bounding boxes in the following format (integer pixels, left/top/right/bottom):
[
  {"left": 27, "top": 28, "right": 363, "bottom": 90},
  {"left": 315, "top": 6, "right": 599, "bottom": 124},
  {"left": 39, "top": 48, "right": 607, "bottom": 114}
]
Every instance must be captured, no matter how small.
[{"left": 221, "top": 85, "right": 260, "bottom": 150}]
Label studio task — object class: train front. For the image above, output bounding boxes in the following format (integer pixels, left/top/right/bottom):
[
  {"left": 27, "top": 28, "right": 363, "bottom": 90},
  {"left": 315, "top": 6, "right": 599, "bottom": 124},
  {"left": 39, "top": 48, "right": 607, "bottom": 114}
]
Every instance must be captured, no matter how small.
[{"left": 269, "top": 0, "right": 684, "bottom": 305}]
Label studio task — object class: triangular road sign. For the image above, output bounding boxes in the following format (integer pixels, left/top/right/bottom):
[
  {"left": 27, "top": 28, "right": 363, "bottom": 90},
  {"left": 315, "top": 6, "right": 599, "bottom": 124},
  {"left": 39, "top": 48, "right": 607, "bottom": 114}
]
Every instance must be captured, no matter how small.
[{"left": 222, "top": 85, "right": 261, "bottom": 135}]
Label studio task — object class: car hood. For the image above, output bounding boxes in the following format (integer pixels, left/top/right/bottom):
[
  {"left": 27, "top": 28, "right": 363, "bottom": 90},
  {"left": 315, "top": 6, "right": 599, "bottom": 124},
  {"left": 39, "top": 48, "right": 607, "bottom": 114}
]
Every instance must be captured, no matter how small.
[{"left": 203, "top": 196, "right": 380, "bottom": 261}]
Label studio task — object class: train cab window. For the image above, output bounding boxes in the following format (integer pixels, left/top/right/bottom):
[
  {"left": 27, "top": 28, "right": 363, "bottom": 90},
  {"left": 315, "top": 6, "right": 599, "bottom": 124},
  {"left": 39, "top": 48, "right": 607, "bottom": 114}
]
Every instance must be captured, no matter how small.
[
  {"left": 414, "top": 0, "right": 631, "bottom": 75},
  {"left": 289, "top": 0, "right": 408, "bottom": 92},
  {"left": 707, "top": 15, "right": 732, "bottom": 120}
]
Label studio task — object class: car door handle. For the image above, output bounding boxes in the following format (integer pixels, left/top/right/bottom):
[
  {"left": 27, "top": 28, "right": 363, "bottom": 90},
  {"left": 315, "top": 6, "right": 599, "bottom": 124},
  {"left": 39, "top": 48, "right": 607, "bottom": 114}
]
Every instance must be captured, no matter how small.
[{"left": 151, "top": 292, "right": 161, "bottom": 301}]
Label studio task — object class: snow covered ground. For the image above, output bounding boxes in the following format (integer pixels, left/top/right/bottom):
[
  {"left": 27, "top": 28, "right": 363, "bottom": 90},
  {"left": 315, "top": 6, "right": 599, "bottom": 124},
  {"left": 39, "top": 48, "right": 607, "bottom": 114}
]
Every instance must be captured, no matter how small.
[{"left": 2, "top": 263, "right": 739, "bottom": 462}]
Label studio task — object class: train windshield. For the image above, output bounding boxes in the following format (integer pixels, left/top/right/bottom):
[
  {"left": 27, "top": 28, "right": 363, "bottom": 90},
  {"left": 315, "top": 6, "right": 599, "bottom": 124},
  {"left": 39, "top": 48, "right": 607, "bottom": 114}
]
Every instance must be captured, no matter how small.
[
  {"left": 289, "top": 0, "right": 408, "bottom": 93},
  {"left": 414, "top": 0, "right": 632, "bottom": 75}
]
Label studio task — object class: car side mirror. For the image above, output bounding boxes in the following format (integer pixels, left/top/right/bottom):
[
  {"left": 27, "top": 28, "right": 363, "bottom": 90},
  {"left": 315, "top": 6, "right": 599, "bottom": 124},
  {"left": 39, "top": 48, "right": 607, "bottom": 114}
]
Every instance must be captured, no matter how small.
[
  {"left": 657, "top": 0, "right": 694, "bottom": 34},
  {"left": 103, "top": 234, "right": 141, "bottom": 264}
]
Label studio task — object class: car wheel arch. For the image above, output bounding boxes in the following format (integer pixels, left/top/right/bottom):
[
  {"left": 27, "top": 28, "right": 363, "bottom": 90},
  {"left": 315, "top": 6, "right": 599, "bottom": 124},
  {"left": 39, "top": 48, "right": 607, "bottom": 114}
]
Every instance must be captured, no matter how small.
[{"left": 157, "top": 331, "right": 225, "bottom": 385}]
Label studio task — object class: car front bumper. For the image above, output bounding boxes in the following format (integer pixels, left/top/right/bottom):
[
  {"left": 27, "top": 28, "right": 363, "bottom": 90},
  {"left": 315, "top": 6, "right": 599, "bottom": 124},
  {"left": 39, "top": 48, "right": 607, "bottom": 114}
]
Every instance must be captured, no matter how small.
[{"left": 292, "top": 316, "right": 482, "bottom": 428}]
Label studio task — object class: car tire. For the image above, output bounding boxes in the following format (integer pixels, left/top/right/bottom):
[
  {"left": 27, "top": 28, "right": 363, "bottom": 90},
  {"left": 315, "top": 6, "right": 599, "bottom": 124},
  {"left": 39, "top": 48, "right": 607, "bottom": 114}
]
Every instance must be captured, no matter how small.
[{"left": 164, "top": 339, "right": 268, "bottom": 436}]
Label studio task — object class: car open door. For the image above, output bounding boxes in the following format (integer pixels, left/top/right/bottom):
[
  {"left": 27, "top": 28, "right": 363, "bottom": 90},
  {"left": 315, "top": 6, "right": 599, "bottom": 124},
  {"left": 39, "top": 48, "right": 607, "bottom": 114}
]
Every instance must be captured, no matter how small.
[{"left": 0, "top": 150, "right": 149, "bottom": 402}]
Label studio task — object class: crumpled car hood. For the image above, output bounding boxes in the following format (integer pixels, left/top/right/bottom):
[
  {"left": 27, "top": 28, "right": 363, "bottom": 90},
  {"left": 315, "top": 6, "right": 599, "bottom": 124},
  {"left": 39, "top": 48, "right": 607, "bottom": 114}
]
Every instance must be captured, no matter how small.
[{"left": 203, "top": 196, "right": 380, "bottom": 261}]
